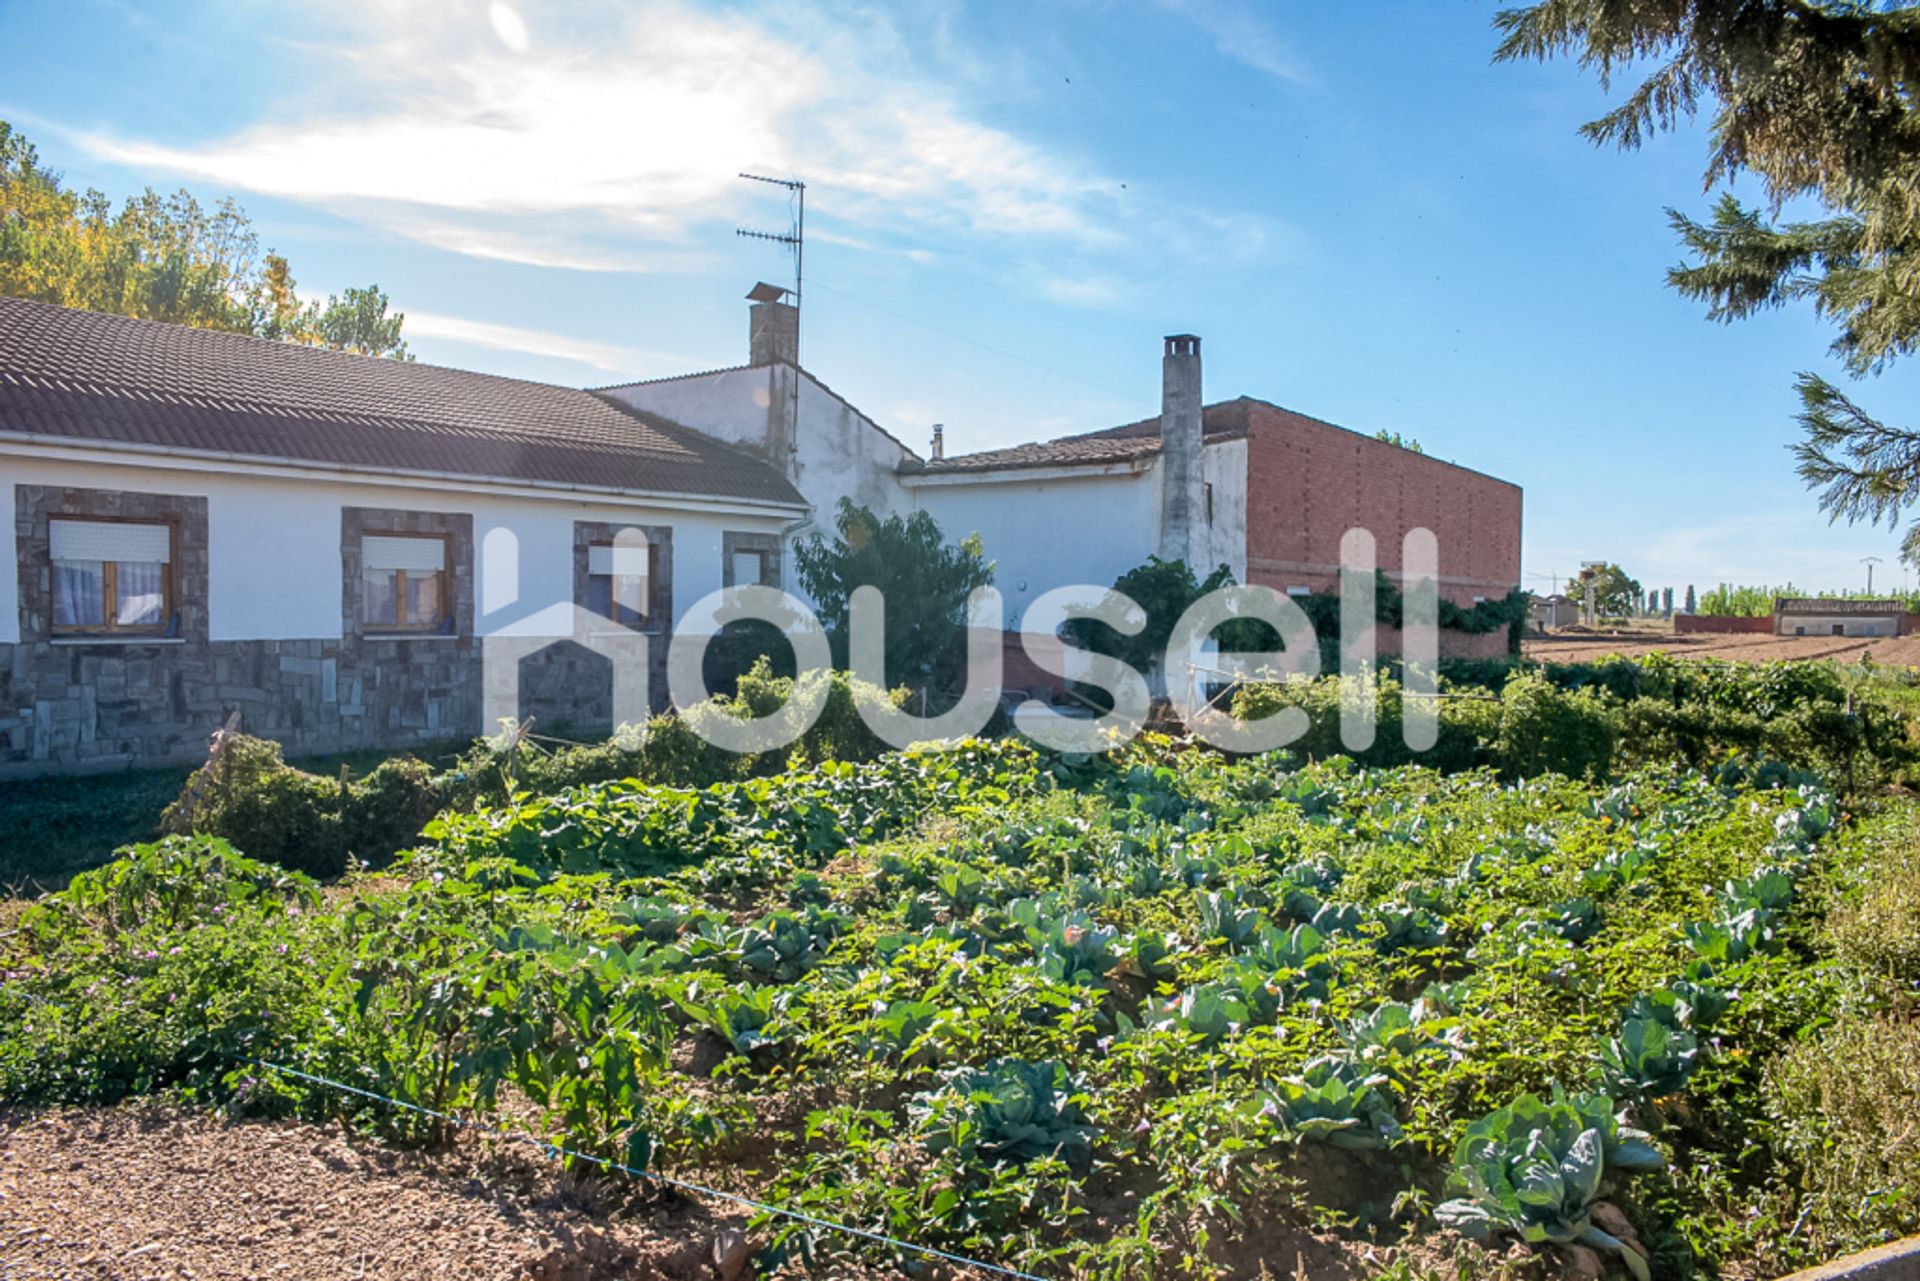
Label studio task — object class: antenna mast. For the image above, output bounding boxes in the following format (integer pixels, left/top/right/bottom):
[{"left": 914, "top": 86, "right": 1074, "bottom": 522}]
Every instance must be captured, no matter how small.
[{"left": 736, "top": 173, "right": 805, "bottom": 362}]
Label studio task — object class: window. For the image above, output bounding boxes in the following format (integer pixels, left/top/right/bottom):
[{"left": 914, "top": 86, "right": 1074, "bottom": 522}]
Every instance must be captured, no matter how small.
[
  {"left": 731, "top": 548, "right": 774, "bottom": 588},
  {"left": 50, "top": 518, "right": 174, "bottom": 636},
  {"left": 722, "top": 531, "right": 781, "bottom": 590},
  {"left": 586, "top": 535, "right": 658, "bottom": 627},
  {"left": 1286, "top": 585, "right": 1312, "bottom": 599},
  {"left": 362, "top": 534, "right": 451, "bottom": 632}
]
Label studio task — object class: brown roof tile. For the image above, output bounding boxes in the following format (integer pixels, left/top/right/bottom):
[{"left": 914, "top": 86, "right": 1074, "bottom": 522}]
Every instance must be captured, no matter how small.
[
  {"left": 908, "top": 399, "right": 1253, "bottom": 474},
  {"left": 0, "top": 297, "right": 803, "bottom": 507}
]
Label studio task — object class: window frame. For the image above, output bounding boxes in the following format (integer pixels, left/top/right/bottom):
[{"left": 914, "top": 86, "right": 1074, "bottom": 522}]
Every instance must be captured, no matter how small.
[
  {"left": 47, "top": 514, "right": 179, "bottom": 639},
  {"left": 585, "top": 537, "right": 664, "bottom": 630},
  {"left": 359, "top": 532, "right": 455, "bottom": 635}
]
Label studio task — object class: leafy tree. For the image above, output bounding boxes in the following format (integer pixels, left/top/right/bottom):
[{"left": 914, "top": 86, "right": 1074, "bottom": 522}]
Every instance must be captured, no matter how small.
[
  {"left": 1568, "top": 563, "right": 1641, "bottom": 618},
  {"left": 0, "top": 119, "right": 408, "bottom": 358},
  {"left": 1494, "top": 3, "right": 1920, "bottom": 556},
  {"left": 793, "top": 499, "right": 994, "bottom": 690}
]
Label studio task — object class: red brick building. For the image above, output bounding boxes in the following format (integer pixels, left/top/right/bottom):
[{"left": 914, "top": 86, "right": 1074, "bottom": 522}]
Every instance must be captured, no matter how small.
[{"left": 907, "top": 341, "right": 1522, "bottom": 660}]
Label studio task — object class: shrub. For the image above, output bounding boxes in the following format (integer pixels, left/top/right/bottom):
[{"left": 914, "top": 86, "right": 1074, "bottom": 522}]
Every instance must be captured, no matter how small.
[
  {"left": 1764, "top": 1015, "right": 1920, "bottom": 1254},
  {"left": 1229, "top": 672, "right": 1499, "bottom": 771},
  {"left": 161, "top": 735, "right": 345, "bottom": 876},
  {"left": 1825, "top": 820, "right": 1920, "bottom": 992},
  {"left": 1496, "top": 673, "right": 1615, "bottom": 780},
  {"left": 160, "top": 735, "right": 441, "bottom": 876}
]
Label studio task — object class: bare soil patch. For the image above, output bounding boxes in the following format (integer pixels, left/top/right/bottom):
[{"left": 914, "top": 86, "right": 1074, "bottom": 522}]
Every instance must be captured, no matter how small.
[
  {"left": 0, "top": 1105, "right": 736, "bottom": 1281},
  {"left": 1524, "top": 630, "right": 1920, "bottom": 665}
]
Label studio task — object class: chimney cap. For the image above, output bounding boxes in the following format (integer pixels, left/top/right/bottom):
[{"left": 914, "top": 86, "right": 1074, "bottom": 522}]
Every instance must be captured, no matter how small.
[
  {"left": 1163, "top": 334, "right": 1201, "bottom": 356},
  {"left": 747, "top": 281, "right": 793, "bottom": 304}
]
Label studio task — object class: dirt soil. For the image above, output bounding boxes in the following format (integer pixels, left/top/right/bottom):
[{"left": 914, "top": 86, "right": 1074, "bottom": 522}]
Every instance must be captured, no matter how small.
[
  {"left": 0, "top": 1104, "right": 1516, "bottom": 1281},
  {"left": 1525, "top": 629, "right": 1920, "bottom": 665},
  {"left": 0, "top": 1106, "right": 741, "bottom": 1281}
]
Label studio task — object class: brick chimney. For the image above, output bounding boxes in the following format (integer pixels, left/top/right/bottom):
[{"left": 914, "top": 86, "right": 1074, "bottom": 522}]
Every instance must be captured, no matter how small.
[
  {"left": 747, "top": 282, "right": 798, "bottom": 366},
  {"left": 1157, "top": 334, "right": 1203, "bottom": 565}
]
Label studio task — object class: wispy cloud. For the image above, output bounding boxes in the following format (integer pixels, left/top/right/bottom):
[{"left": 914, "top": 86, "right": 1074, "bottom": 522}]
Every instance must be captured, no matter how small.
[
  {"left": 68, "top": 0, "right": 1280, "bottom": 293},
  {"left": 403, "top": 310, "right": 690, "bottom": 375},
  {"left": 1154, "top": 0, "right": 1312, "bottom": 86}
]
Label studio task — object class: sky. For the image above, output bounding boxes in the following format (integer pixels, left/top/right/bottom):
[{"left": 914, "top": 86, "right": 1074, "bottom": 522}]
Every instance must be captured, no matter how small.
[{"left": 5, "top": 0, "right": 1919, "bottom": 598}]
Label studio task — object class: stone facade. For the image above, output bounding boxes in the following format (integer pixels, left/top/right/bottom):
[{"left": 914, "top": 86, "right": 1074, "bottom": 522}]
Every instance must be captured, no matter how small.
[{"left": 721, "top": 530, "right": 782, "bottom": 587}]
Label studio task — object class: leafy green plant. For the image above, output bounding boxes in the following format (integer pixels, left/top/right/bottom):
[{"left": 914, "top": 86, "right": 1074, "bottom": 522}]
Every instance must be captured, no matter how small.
[
  {"left": 1595, "top": 1015, "right": 1699, "bottom": 1100},
  {"left": 915, "top": 1059, "right": 1096, "bottom": 1168},
  {"left": 1435, "top": 1091, "right": 1663, "bottom": 1279},
  {"left": 1254, "top": 1055, "right": 1403, "bottom": 1149},
  {"left": 668, "top": 980, "right": 780, "bottom": 1056}
]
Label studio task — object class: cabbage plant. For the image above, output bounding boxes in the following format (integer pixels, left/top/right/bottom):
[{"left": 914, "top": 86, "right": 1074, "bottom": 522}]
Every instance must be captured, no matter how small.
[
  {"left": 1435, "top": 1091, "right": 1663, "bottom": 1280},
  {"left": 915, "top": 1058, "right": 1097, "bottom": 1168},
  {"left": 1595, "top": 1014, "right": 1699, "bottom": 1100},
  {"left": 1254, "top": 1055, "right": 1403, "bottom": 1150}
]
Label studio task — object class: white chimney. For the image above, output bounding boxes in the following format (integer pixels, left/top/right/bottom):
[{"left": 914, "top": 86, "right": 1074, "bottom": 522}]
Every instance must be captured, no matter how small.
[{"left": 1157, "top": 334, "right": 1203, "bottom": 565}]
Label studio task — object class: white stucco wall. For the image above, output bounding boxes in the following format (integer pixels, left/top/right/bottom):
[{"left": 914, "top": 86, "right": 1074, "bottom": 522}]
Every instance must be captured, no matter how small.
[
  {"left": 1201, "top": 437, "right": 1249, "bottom": 583},
  {"left": 602, "top": 365, "right": 916, "bottom": 572},
  {"left": 791, "top": 373, "right": 914, "bottom": 522},
  {"left": 909, "top": 467, "right": 1160, "bottom": 628},
  {"left": 1776, "top": 614, "right": 1899, "bottom": 638},
  {"left": 0, "top": 479, "right": 16, "bottom": 644},
  {"left": 1, "top": 453, "right": 791, "bottom": 642},
  {"left": 603, "top": 367, "right": 775, "bottom": 452}
]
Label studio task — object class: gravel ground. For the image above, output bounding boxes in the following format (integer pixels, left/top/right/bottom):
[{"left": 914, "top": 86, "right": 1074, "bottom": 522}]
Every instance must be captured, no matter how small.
[{"left": 0, "top": 1106, "right": 740, "bottom": 1281}]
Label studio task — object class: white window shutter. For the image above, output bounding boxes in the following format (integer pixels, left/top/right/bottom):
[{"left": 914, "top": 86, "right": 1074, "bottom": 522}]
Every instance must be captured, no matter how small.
[
  {"left": 732, "top": 551, "right": 766, "bottom": 587},
  {"left": 363, "top": 535, "right": 446, "bottom": 572},
  {"left": 50, "top": 519, "right": 172, "bottom": 564},
  {"left": 588, "top": 545, "right": 650, "bottom": 576}
]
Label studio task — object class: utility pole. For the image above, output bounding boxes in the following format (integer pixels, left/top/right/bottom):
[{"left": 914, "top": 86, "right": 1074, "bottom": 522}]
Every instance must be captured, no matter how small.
[{"left": 736, "top": 173, "right": 805, "bottom": 364}]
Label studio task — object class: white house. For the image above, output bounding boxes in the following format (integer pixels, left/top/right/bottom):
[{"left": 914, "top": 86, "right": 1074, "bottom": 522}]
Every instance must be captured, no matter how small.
[{"left": 0, "top": 285, "right": 1521, "bottom": 773}]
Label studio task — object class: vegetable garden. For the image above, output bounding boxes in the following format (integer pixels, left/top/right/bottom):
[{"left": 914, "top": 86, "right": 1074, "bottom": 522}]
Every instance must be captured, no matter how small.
[{"left": 6, "top": 675, "right": 1917, "bottom": 1279}]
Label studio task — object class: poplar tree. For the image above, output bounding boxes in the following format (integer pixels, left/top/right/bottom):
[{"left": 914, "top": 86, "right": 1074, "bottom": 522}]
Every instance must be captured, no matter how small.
[{"left": 0, "top": 120, "right": 408, "bottom": 359}]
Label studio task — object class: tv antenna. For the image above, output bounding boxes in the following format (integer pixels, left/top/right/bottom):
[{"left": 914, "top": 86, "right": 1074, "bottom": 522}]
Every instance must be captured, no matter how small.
[{"left": 736, "top": 173, "right": 805, "bottom": 361}]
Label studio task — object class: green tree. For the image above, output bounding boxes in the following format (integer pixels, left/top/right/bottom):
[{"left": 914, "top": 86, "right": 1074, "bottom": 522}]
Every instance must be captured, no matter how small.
[
  {"left": 1494, "top": 3, "right": 1920, "bottom": 557},
  {"left": 1569, "top": 563, "right": 1641, "bottom": 617},
  {"left": 793, "top": 499, "right": 995, "bottom": 690},
  {"left": 0, "top": 119, "right": 408, "bottom": 358}
]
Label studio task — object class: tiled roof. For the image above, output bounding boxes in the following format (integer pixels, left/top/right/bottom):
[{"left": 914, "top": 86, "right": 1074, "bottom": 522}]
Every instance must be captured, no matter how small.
[
  {"left": 908, "top": 399, "right": 1254, "bottom": 474},
  {"left": 0, "top": 297, "right": 804, "bottom": 507}
]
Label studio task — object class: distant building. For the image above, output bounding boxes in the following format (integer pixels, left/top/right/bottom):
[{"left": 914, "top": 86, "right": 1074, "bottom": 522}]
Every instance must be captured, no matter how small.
[
  {"left": 1774, "top": 597, "right": 1906, "bottom": 637},
  {"left": 1530, "top": 593, "right": 1578, "bottom": 632}
]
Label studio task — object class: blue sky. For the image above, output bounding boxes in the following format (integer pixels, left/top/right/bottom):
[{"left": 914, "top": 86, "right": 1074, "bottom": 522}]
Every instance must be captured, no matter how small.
[{"left": 6, "top": 0, "right": 1918, "bottom": 597}]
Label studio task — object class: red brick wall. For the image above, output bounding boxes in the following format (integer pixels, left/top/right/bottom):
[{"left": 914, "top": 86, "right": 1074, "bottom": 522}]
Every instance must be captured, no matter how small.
[
  {"left": 1674, "top": 614, "right": 1773, "bottom": 635},
  {"left": 1240, "top": 402, "right": 1521, "bottom": 607}
]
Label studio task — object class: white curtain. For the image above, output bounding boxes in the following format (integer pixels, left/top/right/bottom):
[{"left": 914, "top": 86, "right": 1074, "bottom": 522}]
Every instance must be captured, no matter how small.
[
  {"left": 53, "top": 562, "right": 104, "bottom": 627},
  {"left": 116, "top": 561, "right": 166, "bottom": 627}
]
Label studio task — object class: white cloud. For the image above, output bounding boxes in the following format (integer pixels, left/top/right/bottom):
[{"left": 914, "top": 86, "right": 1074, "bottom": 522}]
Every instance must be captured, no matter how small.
[
  {"left": 403, "top": 309, "right": 689, "bottom": 375},
  {"left": 1154, "top": 0, "right": 1311, "bottom": 86},
  {"left": 68, "top": 0, "right": 1279, "bottom": 289},
  {"left": 487, "top": 2, "right": 530, "bottom": 53}
]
